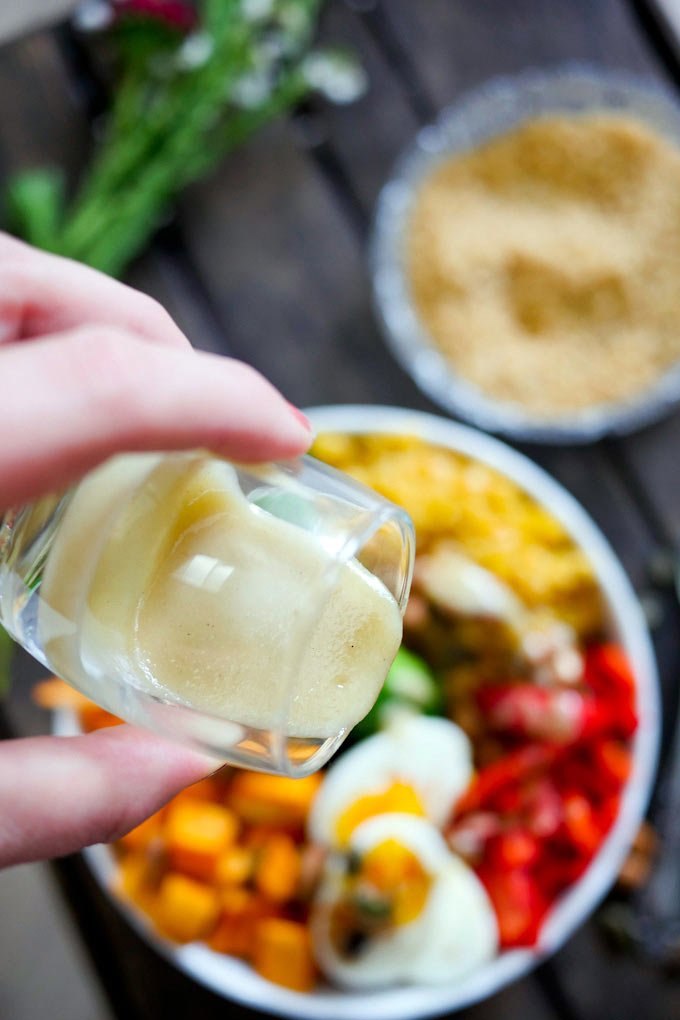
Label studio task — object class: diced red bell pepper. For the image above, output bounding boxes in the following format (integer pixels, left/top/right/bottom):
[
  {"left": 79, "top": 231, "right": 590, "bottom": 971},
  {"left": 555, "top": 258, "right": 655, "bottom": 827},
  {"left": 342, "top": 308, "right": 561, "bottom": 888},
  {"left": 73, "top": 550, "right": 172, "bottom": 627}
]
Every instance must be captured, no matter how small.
[
  {"left": 594, "top": 740, "right": 632, "bottom": 788},
  {"left": 478, "top": 868, "right": 548, "bottom": 948},
  {"left": 585, "top": 644, "right": 636, "bottom": 694},
  {"left": 562, "top": 793, "right": 602, "bottom": 856},
  {"left": 584, "top": 644, "right": 638, "bottom": 738},
  {"left": 596, "top": 795, "right": 621, "bottom": 837},
  {"left": 553, "top": 748, "right": 602, "bottom": 799},
  {"left": 476, "top": 684, "right": 593, "bottom": 744},
  {"left": 454, "top": 744, "right": 560, "bottom": 816},
  {"left": 487, "top": 829, "right": 541, "bottom": 870},
  {"left": 492, "top": 783, "right": 525, "bottom": 814},
  {"left": 521, "top": 777, "right": 563, "bottom": 838},
  {"left": 536, "top": 853, "right": 589, "bottom": 901},
  {"left": 477, "top": 681, "right": 626, "bottom": 746},
  {"left": 446, "top": 812, "right": 502, "bottom": 862},
  {"left": 454, "top": 648, "right": 636, "bottom": 949}
]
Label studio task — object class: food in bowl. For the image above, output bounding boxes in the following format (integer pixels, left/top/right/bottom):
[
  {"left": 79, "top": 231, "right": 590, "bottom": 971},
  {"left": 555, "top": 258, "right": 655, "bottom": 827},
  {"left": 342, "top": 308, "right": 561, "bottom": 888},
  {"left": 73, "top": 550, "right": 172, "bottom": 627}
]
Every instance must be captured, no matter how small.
[
  {"left": 35, "top": 431, "right": 641, "bottom": 995},
  {"left": 406, "top": 113, "right": 680, "bottom": 418},
  {"left": 311, "top": 808, "right": 498, "bottom": 988}
]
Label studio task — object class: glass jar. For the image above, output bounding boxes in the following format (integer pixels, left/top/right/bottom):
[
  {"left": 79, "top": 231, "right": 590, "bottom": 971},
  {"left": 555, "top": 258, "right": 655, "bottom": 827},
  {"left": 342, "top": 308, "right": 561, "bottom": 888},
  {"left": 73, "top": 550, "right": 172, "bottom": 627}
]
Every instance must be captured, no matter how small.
[{"left": 0, "top": 451, "right": 414, "bottom": 775}]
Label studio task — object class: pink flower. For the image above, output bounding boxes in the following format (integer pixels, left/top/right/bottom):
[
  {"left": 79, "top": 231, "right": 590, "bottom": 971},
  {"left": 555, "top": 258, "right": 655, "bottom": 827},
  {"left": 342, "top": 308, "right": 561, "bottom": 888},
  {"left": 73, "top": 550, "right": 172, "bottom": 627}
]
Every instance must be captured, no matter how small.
[{"left": 113, "top": 0, "right": 198, "bottom": 32}]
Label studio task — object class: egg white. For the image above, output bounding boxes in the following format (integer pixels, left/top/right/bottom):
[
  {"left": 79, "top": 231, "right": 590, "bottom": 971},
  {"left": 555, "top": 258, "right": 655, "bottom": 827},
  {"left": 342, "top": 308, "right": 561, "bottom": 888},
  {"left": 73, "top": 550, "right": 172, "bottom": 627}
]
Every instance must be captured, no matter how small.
[
  {"left": 311, "top": 813, "right": 498, "bottom": 989},
  {"left": 308, "top": 714, "right": 473, "bottom": 847}
]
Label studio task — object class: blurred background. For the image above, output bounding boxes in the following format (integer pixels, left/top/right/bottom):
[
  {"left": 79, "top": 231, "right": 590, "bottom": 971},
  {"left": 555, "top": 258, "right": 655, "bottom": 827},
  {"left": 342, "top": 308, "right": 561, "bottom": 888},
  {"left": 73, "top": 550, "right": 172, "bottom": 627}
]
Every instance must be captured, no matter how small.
[{"left": 3, "top": 1, "right": 680, "bottom": 1019}]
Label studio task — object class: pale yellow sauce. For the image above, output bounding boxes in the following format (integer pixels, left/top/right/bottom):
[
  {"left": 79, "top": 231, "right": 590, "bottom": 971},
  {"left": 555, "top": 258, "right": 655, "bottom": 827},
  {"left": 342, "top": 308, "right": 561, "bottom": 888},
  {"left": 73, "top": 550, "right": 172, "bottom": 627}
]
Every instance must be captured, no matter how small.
[{"left": 40, "top": 454, "right": 402, "bottom": 737}]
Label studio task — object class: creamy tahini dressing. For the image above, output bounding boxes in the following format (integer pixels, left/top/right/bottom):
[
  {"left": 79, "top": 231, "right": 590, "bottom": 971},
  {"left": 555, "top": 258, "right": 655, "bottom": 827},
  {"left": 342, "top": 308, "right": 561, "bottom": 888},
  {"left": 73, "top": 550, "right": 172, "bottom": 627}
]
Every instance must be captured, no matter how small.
[{"left": 39, "top": 454, "right": 402, "bottom": 737}]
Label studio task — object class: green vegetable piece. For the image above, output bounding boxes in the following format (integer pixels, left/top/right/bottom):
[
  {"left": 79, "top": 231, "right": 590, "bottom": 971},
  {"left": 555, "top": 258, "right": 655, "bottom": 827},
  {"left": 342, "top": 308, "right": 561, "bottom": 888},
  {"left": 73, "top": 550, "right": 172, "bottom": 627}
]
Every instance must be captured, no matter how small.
[
  {"left": 352, "top": 646, "right": 444, "bottom": 741},
  {"left": 386, "top": 647, "right": 440, "bottom": 708},
  {"left": 352, "top": 891, "right": 392, "bottom": 921}
]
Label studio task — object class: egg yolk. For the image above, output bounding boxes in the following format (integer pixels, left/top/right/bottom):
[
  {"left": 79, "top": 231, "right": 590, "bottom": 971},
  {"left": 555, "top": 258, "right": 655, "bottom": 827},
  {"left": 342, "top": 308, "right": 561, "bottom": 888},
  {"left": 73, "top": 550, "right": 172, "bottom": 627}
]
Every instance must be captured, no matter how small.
[
  {"left": 362, "top": 839, "right": 432, "bottom": 926},
  {"left": 334, "top": 783, "right": 425, "bottom": 846},
  {"left": 330, "top": 838, "right": 433, "bottom": 959}
]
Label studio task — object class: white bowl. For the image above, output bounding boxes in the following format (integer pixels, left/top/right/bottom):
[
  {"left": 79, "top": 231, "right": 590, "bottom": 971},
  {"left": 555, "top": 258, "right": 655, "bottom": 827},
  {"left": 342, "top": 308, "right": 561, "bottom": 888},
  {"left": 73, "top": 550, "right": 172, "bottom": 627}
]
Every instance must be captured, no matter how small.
[
  {"left": 370, "top": 66, "right": 680, "bottom": 443},
  {"left": 65, "top": 406, "right": 660, "bottom": 1019}
]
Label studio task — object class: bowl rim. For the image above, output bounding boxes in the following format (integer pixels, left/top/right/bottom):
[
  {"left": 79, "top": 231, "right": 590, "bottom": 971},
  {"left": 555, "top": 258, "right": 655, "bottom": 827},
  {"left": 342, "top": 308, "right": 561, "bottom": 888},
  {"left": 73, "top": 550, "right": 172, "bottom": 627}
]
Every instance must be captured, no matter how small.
[
  {"left": 72, "top": 406, "right": 660, "bottom": 1019},
  {"left": 370, "top": 64, "right": 680, "bottom": 444}
]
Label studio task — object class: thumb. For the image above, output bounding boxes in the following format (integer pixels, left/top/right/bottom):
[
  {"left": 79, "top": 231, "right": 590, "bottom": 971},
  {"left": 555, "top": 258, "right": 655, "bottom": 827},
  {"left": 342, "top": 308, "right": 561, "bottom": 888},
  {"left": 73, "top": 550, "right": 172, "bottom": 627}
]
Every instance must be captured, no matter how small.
[{"left": 0, "top": 725, "right": 218, "bottom": 867}]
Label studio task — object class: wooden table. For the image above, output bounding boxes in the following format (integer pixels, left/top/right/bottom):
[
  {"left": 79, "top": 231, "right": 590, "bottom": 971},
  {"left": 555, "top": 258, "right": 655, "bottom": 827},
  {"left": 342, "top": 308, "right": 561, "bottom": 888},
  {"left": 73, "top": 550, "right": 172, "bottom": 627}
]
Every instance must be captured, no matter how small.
[{"left": 3, "top": 1, "right": 680, "bottom": 1017}]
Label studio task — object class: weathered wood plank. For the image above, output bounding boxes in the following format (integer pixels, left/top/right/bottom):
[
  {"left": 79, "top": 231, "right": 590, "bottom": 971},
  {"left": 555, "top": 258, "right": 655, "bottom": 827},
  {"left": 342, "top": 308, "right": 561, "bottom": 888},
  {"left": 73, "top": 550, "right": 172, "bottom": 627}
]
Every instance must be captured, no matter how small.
[
  {"left": 546, "top": 923, "right": 680, "bottom": 1020},
  {"left": 0, "top": 33, "right": 87, "bottom": 179},
  {"left": 127, "top": 236, "right": 230, "bottom": 357},
  {"left": 619, "top": 411, "right": 680, "bottom": 543},
  {"left": 378, "top": 0, "right": 657, "bottom": 114},
  {"left": 316, "top": 2, "right": 420, "bottom": 213},
  {"left": 177, "top": 118, "right": 428, "bottom": 409}
]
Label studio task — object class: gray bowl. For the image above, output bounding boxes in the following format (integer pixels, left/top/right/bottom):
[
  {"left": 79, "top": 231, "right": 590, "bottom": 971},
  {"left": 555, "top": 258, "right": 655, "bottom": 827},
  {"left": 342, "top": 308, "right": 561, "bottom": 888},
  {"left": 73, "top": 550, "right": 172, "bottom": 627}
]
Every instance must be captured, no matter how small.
[{"left": 370, "top": 66, "right": 680, "bottom": 444}]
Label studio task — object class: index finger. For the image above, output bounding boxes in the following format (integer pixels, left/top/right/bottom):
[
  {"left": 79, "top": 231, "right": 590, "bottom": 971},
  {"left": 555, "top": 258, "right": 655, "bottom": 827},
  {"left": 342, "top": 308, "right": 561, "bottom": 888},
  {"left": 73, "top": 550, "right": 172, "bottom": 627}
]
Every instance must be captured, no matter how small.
[{"left": 0, "top": 232, "right": 189, "bottom": 349}]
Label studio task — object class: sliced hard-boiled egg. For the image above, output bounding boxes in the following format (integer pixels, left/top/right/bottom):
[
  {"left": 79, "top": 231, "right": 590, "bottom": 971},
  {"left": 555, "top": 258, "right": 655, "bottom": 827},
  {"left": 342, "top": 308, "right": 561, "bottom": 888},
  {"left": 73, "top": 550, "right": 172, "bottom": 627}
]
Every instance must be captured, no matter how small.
[
  {"left": 308, "top": 714, "right": 473, "bottom": 848},
  {"left": 414, "top": 543, "right": 525, "bottom": 628},
  {"left": 311, "top": 813, "right": 498, "bottom": 988}
]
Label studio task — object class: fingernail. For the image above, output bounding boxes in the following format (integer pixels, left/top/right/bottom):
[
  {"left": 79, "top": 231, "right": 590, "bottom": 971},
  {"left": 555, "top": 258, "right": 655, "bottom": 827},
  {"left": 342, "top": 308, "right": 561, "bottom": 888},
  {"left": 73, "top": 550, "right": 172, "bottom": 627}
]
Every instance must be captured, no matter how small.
[{"left": 288, "top": 403, "right": 313, "bottom": 434}]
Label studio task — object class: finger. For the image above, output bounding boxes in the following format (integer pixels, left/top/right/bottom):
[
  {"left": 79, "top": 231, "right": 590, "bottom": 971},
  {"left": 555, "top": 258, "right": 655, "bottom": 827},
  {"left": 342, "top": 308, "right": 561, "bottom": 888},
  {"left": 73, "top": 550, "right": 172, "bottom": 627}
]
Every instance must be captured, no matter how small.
[
  {"left": 0, "top": 726, "right": 218, "bottom": 867},
  {"left": 0, "top": 327, "right": 312, "bottom": 506},
  {"left": 0, "top": 231, "right": 189, "bottom": 348}
]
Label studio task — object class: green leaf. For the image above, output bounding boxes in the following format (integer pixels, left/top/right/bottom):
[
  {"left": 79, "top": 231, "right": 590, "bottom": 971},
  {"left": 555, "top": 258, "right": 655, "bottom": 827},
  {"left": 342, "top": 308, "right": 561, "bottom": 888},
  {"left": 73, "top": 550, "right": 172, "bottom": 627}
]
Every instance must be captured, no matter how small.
[{"left": 5, "top": 169, "right": 65, "bottom": 251}]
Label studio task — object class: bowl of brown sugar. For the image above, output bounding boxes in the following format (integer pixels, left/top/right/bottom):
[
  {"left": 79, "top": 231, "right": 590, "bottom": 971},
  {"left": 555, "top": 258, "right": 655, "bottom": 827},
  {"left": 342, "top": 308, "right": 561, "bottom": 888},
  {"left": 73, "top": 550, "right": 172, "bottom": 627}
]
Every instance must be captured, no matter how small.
[{"left": 371, "top": 66, "right": 680, "bottom": 443}]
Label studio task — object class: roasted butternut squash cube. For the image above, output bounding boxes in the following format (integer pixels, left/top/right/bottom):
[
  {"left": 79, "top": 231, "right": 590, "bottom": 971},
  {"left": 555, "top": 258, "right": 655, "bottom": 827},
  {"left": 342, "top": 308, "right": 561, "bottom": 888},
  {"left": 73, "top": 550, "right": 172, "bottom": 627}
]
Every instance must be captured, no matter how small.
[
  {"left": 118, "top": 812, "right": 162, "bottom": 853},
  {"left": 154, "top": 873, "right": 220, "bottom": 943},
  {"left": 208, "top": 889, "right": 273, "bottom": 958},
  {"left": 227, "top": 772, "right": 322, "bottom": 828},
  {"left": 117, "top": 854, "right": 156, "bottom": 910},
  {"left": 169, "top": 774, "right": 226, "bottom": 806},
  {"left": 253, "top": 918, "right": 316, "bottom": 991},
  {"left": 254, "top": 834, "right": 301, "bottom": 902},
  {"left": 165, "top": 801, "right": 239, "bottom": 881},
  {"left": 215, "top": 846, "right": 254, "bottom": 887}
]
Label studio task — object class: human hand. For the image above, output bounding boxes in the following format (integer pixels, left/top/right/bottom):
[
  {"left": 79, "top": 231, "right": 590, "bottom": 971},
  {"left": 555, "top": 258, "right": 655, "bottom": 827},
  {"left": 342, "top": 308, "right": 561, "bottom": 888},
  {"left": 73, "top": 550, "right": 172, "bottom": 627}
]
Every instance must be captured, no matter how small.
[{"left": 0, "top": 233, "right": 313, "bottom": 867}]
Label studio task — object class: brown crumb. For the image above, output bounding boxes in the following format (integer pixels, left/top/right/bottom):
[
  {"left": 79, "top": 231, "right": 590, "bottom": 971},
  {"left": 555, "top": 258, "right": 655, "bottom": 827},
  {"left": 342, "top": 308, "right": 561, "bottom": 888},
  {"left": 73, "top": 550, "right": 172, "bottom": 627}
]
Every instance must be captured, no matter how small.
[
  {"left": 631, "top": 819, "right": 659, "bottom": 857},
  {"left": 407, "top": 114, "right": 680, "bottom": 417},
  {"left": 617, "top": 850, "right": 653, "bottom": 892},
  {"left": 616, "top": 821, "right": 658, "bottom": 891}
]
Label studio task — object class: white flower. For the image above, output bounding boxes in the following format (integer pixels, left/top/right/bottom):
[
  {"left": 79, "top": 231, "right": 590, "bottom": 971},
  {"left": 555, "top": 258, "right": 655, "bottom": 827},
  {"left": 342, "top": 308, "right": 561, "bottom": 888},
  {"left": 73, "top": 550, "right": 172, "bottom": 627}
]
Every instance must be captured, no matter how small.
[
  {"left": 177, "top": 32, "right": 214, "bottom": 71},
  {"left": 241, "top": 0, "right": 275, "bottom": 21},
  {"left": 73, "top": 0, "right": 113, "bottom": 32},
  {"left": 302, "top": 51, "right": 368, "bottom": 104},
  {"left": 232, "top": 71, "right": 274, "bottom": 108},
  {"left": 258, "top": 34, "right": 288, "bottom": 64},
  {"left": 278, "top": 2, "right": 309, "bottom": 41}
]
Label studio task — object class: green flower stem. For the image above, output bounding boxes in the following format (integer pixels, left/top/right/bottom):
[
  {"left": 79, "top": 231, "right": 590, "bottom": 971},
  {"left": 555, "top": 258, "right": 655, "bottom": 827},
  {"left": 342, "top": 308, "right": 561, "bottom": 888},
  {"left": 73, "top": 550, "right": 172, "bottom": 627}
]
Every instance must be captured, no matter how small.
[
  {"left": 0, "top": 627, "right": 12, "bottom": 701},
  {"left": 6, "top": 0, "right": 329, "bottom": 277}
]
